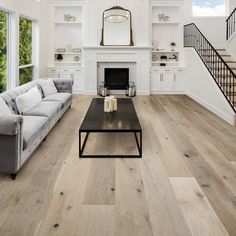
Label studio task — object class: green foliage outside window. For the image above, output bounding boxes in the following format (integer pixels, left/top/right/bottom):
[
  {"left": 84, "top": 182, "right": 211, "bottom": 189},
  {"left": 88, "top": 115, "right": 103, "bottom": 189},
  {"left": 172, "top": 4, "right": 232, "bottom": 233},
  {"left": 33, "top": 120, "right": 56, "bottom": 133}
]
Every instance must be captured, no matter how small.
[
  {"left": 19, "top": 67, "right": 33, "bottom": 85},
  {"left": 19, "top": 17, "right": 32, "bottom": 66},
  {"left": 0, "top": 10, "right": 7, "bottom": 93},
  {"left": 0, "top": 14, "right": 34, "bottom": 91},
  {"left": 19, "top": 17, "right": 33, "bottom": 85}
]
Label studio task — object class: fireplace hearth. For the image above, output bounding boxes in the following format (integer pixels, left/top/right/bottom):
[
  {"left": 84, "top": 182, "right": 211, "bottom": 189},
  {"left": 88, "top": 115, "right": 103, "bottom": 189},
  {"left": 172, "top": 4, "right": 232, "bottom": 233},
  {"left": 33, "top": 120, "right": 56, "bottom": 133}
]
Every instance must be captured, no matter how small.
[{"left": 104, "top": 68, "right": 129, "bottom": 90}]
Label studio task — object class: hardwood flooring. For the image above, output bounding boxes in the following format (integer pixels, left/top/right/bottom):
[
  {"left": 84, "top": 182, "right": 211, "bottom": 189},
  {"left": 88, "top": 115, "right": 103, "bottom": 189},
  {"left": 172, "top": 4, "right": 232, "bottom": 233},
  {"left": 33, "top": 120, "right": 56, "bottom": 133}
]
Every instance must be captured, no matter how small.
[{"left": 0, "top": 95, "right": 235, "bottom": 236}]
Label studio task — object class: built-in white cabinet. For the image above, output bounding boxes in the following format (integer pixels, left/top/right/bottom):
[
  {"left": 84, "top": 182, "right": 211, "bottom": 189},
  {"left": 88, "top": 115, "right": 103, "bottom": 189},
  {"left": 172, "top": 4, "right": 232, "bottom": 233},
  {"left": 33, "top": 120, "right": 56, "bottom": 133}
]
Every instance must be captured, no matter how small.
[
  {"left": 173, "top": 68, "right": 185, "bottom": 91},
  {"left": 71, "top": 68, "right": 83, "bottom": 93},
  {"left": 50, "top": 3, "right": 84, "bottom": 67},
  {"left": 150, "top": 2, "right": 184, "bottom": 67},
  {"left": 151, "top": 68, "right": 185, "bottom": 94},
  {"left": 48, "top": 67, "right": 84, "bottom": 93}
]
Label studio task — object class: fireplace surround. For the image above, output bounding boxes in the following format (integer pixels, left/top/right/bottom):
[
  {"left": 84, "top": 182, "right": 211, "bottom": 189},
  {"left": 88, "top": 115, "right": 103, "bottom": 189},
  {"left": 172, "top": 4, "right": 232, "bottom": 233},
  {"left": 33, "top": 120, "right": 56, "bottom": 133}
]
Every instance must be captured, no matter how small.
[{"left": 83, "top": 46, "right": 152, "bottom": 95}]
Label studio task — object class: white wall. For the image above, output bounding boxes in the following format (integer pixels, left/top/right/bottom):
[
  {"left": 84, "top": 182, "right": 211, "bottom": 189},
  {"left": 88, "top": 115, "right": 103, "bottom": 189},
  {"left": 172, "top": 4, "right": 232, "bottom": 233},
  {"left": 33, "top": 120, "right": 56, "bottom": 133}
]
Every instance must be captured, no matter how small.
[
  {"left": 229, "top": 0, "right": 236, "bottom": 12},
  {"left": 39, "top": 0, "right": 50, "bottom": 77},
  {"left": 227, "top": 34, "right": 236, "bottom": 58},
  {"left": 0, "top": 0, "right": 40, "bottom": 19},
  {"left": 185, "top": 48, "right": 235, "bottom": 125},
  {"left": 192, "top": 17, "right": 226, "bottom": 47}
]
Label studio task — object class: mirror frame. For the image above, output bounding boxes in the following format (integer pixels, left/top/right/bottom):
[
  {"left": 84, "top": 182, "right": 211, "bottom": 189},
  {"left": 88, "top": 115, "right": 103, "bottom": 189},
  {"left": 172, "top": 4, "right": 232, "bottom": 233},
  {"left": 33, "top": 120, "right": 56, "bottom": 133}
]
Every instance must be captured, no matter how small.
[{"left": 100, "top": 6, "right": 134, "bottom": 46}]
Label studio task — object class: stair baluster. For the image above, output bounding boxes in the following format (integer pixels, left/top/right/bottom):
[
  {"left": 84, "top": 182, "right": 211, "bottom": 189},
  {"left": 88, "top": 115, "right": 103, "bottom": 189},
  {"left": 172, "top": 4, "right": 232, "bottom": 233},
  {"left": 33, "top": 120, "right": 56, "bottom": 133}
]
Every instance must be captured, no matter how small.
[{"left": 184, "top": 23, "right": 236, "bottom": 111}]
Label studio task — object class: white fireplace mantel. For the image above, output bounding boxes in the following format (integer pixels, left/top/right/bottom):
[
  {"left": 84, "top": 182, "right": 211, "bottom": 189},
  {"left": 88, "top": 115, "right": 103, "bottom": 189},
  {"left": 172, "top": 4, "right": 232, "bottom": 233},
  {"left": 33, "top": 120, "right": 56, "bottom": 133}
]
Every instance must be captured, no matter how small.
[
  {"left": 83, "top": 46, "right": 152, "bottom": 95},
  {"left": 83, "top": 46, "right": 153, "bottom": 50}
]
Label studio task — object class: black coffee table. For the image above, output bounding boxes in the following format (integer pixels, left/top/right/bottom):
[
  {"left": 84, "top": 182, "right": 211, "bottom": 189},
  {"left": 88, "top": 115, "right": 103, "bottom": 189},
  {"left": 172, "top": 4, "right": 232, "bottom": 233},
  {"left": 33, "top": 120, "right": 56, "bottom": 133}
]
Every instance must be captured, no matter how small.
[{"left": 79, "top": 98, "right": 142, "bottom": 158}]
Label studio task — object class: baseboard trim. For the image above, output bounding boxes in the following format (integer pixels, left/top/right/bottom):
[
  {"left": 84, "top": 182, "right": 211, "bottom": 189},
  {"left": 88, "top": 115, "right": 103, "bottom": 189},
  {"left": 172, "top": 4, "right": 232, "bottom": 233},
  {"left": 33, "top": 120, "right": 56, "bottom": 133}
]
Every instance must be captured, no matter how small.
[
  {"left": 136, "top": 90, "right": 150, "bottom": 96},
  {"left": 83, "top": 90, "right": 97, "bottom": 95},
  {"left": 150, "top": 90, "right": 185, "bottom": 95},
  {"left": 186, "top": 91, "right": 236, "bottom": 126},
  {"left": 72, "top": 91, "right": 84, "bottom": 95}
]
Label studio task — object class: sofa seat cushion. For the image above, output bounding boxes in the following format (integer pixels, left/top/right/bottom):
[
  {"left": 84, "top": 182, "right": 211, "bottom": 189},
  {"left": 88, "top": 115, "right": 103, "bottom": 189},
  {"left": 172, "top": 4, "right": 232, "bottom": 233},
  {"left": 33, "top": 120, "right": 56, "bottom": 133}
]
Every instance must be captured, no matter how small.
[
  {"left": 43, "top": 93, "right": 71, "bottom": 106},
  {"left": 22, "top": 116, "right": 49, "bottom": 150},
  {"left": 24, "top": 101, "right": 62, "bottom": 118}
]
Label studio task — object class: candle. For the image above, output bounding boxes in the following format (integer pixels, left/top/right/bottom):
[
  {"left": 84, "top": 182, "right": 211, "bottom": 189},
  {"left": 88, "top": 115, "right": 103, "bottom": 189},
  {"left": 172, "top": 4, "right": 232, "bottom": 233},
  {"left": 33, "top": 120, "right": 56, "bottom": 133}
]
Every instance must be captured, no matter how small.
[
  {"left": 109, "top": 97, "right": 114, "bottom": 112},
  {"left": 104, "top": 97, "right": 109, "bottom": 112},
  {"left": 113, "top": 99, "right": 117, "bottom": 111}
]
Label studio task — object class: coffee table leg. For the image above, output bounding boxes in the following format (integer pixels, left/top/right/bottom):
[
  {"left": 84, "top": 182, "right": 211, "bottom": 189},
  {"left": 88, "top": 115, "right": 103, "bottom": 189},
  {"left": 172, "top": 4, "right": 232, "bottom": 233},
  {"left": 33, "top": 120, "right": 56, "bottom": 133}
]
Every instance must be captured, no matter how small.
[
  {"left": 79, "top": 132, "right": 90, "bottom": 157},
  {"left": 134, "top": 131, "right": 142, "bottom": 157},
  {"left": 140, "top": 131, "right": 142, "bottom": 157}
]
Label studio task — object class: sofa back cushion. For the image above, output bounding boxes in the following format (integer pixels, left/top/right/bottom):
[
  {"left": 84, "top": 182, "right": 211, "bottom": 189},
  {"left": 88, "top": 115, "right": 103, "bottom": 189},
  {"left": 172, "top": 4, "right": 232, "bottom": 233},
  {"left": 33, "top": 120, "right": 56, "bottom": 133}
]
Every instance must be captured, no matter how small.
[
  {"left": 39, "top": 79, "right": 58, "bottom": 97},
  {"left": 0, "top": 97, "right": 12, "bottom": 115},
  {"left": 15, "top": 86, "right": 42, "bottom": 114},
  {"left": 0, "top": 80, "right": 39, "bottom": 114}
]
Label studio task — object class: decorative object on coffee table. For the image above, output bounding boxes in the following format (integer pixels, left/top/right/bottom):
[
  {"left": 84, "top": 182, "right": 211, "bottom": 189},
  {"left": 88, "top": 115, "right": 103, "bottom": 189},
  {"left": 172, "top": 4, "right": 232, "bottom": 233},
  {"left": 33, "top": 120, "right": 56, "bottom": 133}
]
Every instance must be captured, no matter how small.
[
  {"left": 104, "top": 96, "right": 117, "bottom": 112},
  {"left": 79, "top": 98, "right": 142, "bottom": 158}
]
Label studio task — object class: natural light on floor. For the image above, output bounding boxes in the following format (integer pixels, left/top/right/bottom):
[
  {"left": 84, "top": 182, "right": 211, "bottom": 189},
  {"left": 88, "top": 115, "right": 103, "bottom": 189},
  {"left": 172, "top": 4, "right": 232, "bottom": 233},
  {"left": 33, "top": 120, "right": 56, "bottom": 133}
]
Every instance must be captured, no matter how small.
[{"left": 193, "top": 0, "right": 226, "bottom": 16}]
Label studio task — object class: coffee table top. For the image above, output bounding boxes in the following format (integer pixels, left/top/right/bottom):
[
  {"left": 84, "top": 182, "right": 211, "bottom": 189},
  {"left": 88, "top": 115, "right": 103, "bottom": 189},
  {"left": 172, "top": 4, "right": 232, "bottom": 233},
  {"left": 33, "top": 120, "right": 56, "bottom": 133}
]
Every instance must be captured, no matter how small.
[{"left": 80, "top": 98, "right": 142, "bottom": 132}]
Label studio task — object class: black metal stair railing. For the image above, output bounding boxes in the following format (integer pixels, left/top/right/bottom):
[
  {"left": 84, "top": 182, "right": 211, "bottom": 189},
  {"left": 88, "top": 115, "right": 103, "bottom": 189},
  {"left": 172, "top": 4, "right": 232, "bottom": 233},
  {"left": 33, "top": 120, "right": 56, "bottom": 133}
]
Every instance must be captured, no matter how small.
[
  {"left": 184, "top": 23, "right": 236, "bottom": 111},
  {"left": 226, "top": 8, "right": 236, "bottom": 40}
]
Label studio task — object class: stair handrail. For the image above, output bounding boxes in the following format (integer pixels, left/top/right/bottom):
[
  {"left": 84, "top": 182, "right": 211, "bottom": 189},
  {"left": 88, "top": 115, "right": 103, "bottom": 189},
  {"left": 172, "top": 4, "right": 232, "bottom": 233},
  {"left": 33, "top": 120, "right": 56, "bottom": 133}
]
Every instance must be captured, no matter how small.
[
  {"left": 226, "top": 8, "right": 236, "bottom": 40},
  {"left": 184, "top": 23, "right": 236, "bottom": 111},
  {"left": 184, "top": 23, "right": 236, "bottom": 78}
]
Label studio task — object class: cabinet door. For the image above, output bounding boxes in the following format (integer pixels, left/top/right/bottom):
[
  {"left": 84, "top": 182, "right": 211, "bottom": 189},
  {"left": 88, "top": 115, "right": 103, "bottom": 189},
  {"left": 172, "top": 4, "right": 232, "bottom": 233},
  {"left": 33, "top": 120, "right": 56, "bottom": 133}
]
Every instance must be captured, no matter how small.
[
  {"left": 48, "top": 69, "right": 59, "bottom": 78},
  {"left": 151, "top": 69, "right": 162, "bottom": 91},
  {"left": 173, "top": 69, "right": 185, "bottom": 91},
  {"left": 162, "top": 69, "right": 173, "bottom": 91},
  {"left": 72, "top": 69, "right": 83, "bottom": 92},
  {"left": 60, "top": 69, "right": 71, "bottom": 79}
]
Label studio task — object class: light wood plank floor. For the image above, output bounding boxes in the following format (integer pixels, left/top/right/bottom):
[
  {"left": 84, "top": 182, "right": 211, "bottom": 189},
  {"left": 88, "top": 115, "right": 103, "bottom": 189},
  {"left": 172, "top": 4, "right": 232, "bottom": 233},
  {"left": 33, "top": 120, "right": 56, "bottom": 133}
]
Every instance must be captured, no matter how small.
[{"left": 0, "top": 95, "right": 236, "bottom": 236}]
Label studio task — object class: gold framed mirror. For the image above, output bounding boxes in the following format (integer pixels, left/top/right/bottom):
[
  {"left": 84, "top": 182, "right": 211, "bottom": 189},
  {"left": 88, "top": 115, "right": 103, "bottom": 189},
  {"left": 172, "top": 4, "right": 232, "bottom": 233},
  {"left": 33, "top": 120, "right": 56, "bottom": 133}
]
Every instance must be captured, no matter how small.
[{"left": 100, "top": 6, "right": 134, "bottom": 46}]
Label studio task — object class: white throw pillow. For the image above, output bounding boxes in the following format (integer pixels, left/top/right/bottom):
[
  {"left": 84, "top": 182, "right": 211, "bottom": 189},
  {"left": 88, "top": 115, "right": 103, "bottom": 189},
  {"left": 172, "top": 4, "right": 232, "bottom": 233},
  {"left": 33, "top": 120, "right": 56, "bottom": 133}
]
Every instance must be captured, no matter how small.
[
  {"left": 0, "top": 97, "right": 12, "bottom": 115},
  {"left": 16, "top": 86, "right": 42, "bottom": 114},
  {"left": 39, "top": 79, "right": 58, "bottom": 97}
]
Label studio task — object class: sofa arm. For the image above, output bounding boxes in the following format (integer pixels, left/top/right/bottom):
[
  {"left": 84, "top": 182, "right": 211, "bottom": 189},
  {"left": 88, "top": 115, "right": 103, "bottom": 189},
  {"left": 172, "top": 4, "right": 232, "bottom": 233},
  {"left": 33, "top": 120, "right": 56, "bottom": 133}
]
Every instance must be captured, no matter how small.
[
  {"left": 0, "top": 115, "right": 23, "bottom": 135},
  {"left": 0, "top": 115, "right": 23, "bottom": 175},
  {"left": 53, "top": 78, "right": 73, "bottom": 94}
]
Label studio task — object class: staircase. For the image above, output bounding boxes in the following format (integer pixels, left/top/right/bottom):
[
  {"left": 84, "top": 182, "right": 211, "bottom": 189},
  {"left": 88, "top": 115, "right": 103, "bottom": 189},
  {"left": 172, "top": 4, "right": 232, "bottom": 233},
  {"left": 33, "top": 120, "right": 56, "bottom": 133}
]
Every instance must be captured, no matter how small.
[
  {"left": 226, "top": 7, "right": 236, "bottom": 40},
  {"left": 184, "top": 23, "right": 236, "bottom": 112}
]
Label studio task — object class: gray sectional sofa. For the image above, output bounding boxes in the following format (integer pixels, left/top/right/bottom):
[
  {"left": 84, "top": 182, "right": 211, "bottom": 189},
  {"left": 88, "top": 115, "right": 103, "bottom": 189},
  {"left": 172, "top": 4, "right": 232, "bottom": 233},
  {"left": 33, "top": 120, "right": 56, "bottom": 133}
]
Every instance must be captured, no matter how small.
[{"left": 0, "top": 78, "right": 73, "bottom": 179}]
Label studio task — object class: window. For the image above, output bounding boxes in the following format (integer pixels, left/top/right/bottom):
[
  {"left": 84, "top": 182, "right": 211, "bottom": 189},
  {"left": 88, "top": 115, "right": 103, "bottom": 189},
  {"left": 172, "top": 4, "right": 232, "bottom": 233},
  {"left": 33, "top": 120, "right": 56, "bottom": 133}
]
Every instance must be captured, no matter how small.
[
  {"left": 0, "top": 10, "right": 8, "bottom": 92},
  {"left": 19, "top": 17, "right": 34, "bottom": 85},
  {"left": 192, "top": 0, "right": 226, "bottom": 17}
]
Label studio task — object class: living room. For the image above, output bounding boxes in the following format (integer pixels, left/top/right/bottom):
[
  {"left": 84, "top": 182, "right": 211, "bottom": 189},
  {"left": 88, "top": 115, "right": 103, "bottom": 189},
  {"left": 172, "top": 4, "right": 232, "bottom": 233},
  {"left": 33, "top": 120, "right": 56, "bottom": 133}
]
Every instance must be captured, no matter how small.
[{"left": 0, "top": 0, "right": 236, "bottom": 235}]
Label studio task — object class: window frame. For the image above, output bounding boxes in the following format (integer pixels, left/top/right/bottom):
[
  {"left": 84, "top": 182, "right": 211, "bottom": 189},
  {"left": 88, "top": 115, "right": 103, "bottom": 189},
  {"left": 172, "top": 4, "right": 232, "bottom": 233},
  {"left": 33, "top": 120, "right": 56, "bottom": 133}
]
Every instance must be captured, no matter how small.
[
  {"left": 18, "top": 15, "right": 35, "bottom": 85},
  {"left": 0, "top": 8, "right": 10, "bottom": 91},
  {"left": 192, "top": 0, "right": 228, "bottom": 18}
]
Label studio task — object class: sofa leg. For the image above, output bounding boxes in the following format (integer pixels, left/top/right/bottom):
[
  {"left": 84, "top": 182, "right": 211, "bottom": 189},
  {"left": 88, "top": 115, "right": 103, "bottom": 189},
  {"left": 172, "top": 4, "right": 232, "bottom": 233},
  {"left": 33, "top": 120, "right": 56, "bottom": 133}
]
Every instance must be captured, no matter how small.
[
  {"left": 43, "top": 136, "right": 47, "bottom": 141},
  {"left": 58, "top": 118, "right": 61, "bottom": 123},
  {"left": 10, "top": 174, "right": 17, "bottom": 180}
]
